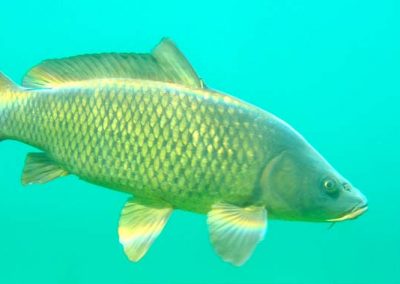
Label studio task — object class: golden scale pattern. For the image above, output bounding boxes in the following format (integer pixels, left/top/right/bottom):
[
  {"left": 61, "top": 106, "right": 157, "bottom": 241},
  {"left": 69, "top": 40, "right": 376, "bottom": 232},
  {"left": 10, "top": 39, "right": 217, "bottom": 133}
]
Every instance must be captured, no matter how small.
[{"left": 2, "top": 80, "right": 269, "bottom": 212}]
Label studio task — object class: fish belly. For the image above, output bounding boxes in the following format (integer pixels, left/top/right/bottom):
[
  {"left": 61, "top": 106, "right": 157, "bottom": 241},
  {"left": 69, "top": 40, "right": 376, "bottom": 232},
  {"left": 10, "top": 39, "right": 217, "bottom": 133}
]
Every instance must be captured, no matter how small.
[{"left": 5, "top": 79, "right": 268, "bottom": 213}]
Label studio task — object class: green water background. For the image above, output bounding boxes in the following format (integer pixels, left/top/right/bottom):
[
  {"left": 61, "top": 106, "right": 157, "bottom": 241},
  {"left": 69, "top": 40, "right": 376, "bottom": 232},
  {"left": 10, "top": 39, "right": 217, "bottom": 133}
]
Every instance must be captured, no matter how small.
[{"left": 0, "top": 0, "right": 399, "bottom": 283}]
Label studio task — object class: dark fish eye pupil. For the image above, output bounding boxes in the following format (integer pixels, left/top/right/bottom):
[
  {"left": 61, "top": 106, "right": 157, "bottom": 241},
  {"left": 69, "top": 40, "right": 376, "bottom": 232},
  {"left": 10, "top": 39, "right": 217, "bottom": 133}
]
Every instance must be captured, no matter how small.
[{"left": 323, "top": 179, "right": 336, "bottom": 192}]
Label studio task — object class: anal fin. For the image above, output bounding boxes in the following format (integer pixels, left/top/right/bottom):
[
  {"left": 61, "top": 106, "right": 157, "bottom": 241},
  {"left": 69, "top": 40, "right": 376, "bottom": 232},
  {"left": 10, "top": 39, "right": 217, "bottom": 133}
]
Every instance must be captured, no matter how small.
[
  {"left": 118, "top": 199, "right": 173, "bottom": 262},
  {"left": 207, "top": 202, "right": 267, "bottom": 266},
  {"left": 22, "top": 152, "right": 69, "bottom": 185}
]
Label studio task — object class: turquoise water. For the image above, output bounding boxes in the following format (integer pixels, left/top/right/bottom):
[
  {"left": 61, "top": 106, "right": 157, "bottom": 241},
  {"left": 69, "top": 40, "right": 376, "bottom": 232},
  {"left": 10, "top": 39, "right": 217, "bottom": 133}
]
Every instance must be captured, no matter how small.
[{"left": 0, "top": 0, "right": 399, "bottom": 283}]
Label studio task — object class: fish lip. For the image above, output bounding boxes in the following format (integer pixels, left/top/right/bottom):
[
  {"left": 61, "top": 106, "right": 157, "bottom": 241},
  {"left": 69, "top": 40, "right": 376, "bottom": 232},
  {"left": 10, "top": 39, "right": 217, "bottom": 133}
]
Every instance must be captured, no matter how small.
[{"left": 327, "top": 203, "right": 368, "bottom": 222}]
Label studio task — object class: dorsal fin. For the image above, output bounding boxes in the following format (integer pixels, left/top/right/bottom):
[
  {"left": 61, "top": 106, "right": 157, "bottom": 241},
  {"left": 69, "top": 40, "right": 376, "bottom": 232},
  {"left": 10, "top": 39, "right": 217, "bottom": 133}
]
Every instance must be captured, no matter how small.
[
  {"left": 22, "top": 38, "right": 204, "bottom": 89},
  {"left": 0, "top": 72, "right": 18, "bottom": 91}
]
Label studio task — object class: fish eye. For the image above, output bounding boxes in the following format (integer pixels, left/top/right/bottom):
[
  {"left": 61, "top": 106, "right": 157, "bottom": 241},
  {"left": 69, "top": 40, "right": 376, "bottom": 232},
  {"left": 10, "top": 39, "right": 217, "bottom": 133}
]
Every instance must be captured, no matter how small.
[{"left": 322, "top": 178, "right": 337, "bottom": 194}]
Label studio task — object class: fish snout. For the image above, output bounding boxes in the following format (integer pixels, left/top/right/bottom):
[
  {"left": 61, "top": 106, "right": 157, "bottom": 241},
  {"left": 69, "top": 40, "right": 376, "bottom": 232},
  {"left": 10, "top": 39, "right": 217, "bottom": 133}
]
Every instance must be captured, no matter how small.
[
  {"left": 346, "top": 187, "right": 368, "bottom": 220},
  {"left": 327, "top": 187, "right": 368, "bottom": 222},
  {"left": 351, "top": 200, "right": 368, "bottom": 219},
  {"left": 353, "top": 187, "right": 368, "bottom": 211}
]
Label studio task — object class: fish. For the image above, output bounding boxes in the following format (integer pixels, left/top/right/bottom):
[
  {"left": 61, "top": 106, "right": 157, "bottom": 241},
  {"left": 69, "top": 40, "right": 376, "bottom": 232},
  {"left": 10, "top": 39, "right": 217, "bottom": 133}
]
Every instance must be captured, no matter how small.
[{"left": 0, "top": 38, "right": 368, "bottom": 266}]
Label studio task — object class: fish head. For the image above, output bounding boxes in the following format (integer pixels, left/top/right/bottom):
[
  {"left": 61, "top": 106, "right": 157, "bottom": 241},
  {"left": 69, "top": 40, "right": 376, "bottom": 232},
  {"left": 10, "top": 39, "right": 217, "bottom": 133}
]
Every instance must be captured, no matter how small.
[{"left": 260, "top": 146, "right": 368, "bottom": 222}]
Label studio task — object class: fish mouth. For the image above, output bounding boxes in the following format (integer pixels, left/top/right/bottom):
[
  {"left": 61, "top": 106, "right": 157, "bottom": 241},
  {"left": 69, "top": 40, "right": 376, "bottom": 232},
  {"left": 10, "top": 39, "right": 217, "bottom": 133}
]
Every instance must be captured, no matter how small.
[{"left": 327, "top": 203, "right": 368, "bottom": 222}]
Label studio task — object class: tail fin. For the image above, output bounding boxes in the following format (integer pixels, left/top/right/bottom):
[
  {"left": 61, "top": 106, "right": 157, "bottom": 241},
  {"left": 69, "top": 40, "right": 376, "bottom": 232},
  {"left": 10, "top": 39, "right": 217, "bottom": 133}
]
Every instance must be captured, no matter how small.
[{"left": 0, "top": 72, "right": 18, "bottom": 141}]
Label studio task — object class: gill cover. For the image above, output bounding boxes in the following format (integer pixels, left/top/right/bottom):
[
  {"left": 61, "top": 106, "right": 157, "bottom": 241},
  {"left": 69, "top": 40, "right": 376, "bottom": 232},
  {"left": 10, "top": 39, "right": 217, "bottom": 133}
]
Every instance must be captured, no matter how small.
[{"left": 260, "top": 145, "right": 368, "bottom": 222}]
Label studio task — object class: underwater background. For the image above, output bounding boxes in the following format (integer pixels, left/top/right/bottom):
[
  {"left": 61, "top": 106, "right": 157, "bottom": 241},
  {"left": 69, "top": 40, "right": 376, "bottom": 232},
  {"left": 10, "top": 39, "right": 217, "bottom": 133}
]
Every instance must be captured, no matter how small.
[{"left": 0, "top": 0, "right": 399, "bottom": 283}]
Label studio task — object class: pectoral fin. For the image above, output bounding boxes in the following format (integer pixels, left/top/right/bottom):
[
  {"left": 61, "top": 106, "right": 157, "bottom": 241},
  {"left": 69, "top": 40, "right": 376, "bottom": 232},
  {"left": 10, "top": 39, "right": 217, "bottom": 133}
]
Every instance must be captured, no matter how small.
[
  {"left": 207, "top": 202, "right": 267, "bottom": 266},
  {"left": 118, "top": 199, "right": 173, "bottom": 262},
  {"left": 22, "top": 153, "right": 69, "bottom": 185}
]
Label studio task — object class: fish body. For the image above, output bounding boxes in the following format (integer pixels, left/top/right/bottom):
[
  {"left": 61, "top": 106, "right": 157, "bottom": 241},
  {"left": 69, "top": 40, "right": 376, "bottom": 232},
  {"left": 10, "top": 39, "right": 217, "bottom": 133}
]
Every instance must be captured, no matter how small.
[
  {"left": 2, "top": 78, "right": 280, "bottom": 213},
  {"left": 0, "top": 39, "right": 368, "bottom": 266}
]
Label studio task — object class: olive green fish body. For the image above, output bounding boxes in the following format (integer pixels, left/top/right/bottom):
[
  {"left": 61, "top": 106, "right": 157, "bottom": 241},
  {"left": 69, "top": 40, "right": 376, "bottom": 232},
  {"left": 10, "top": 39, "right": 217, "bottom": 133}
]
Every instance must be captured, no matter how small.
[
  {"left": 2, "top": 79, "right": 271, "bottom": 213},
  {"left": 0, "top": 39, "right": 367, "bottom": 266}
]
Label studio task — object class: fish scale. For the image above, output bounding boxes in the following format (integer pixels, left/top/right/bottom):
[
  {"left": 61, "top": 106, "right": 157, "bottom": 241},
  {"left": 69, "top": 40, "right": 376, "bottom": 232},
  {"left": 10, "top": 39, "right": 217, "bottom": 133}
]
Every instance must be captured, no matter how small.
[{"left": 1, "top": 79, "right": 269, "bottom": 212}]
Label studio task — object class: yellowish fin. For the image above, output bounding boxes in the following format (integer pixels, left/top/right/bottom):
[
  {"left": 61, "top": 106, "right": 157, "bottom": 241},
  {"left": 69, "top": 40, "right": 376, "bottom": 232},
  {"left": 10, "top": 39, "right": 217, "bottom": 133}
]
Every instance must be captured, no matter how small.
[
  {"left": 0, "top": 72, "right": 16, "bottom": 90},
  {"left": 23, "top": 38, "right": 204, "bottom": 89},
  {"left": 207, "top": 202, "right": 267, "bottom": 266},
  {"left": 118, "top": 199, "right": 173, "bottom": 262},
  {"left": 22, "top": 153, "right": 69, "bottom": 185},
  {"left": 0, "top": 72, "right": 19, "bottom": 104}
]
